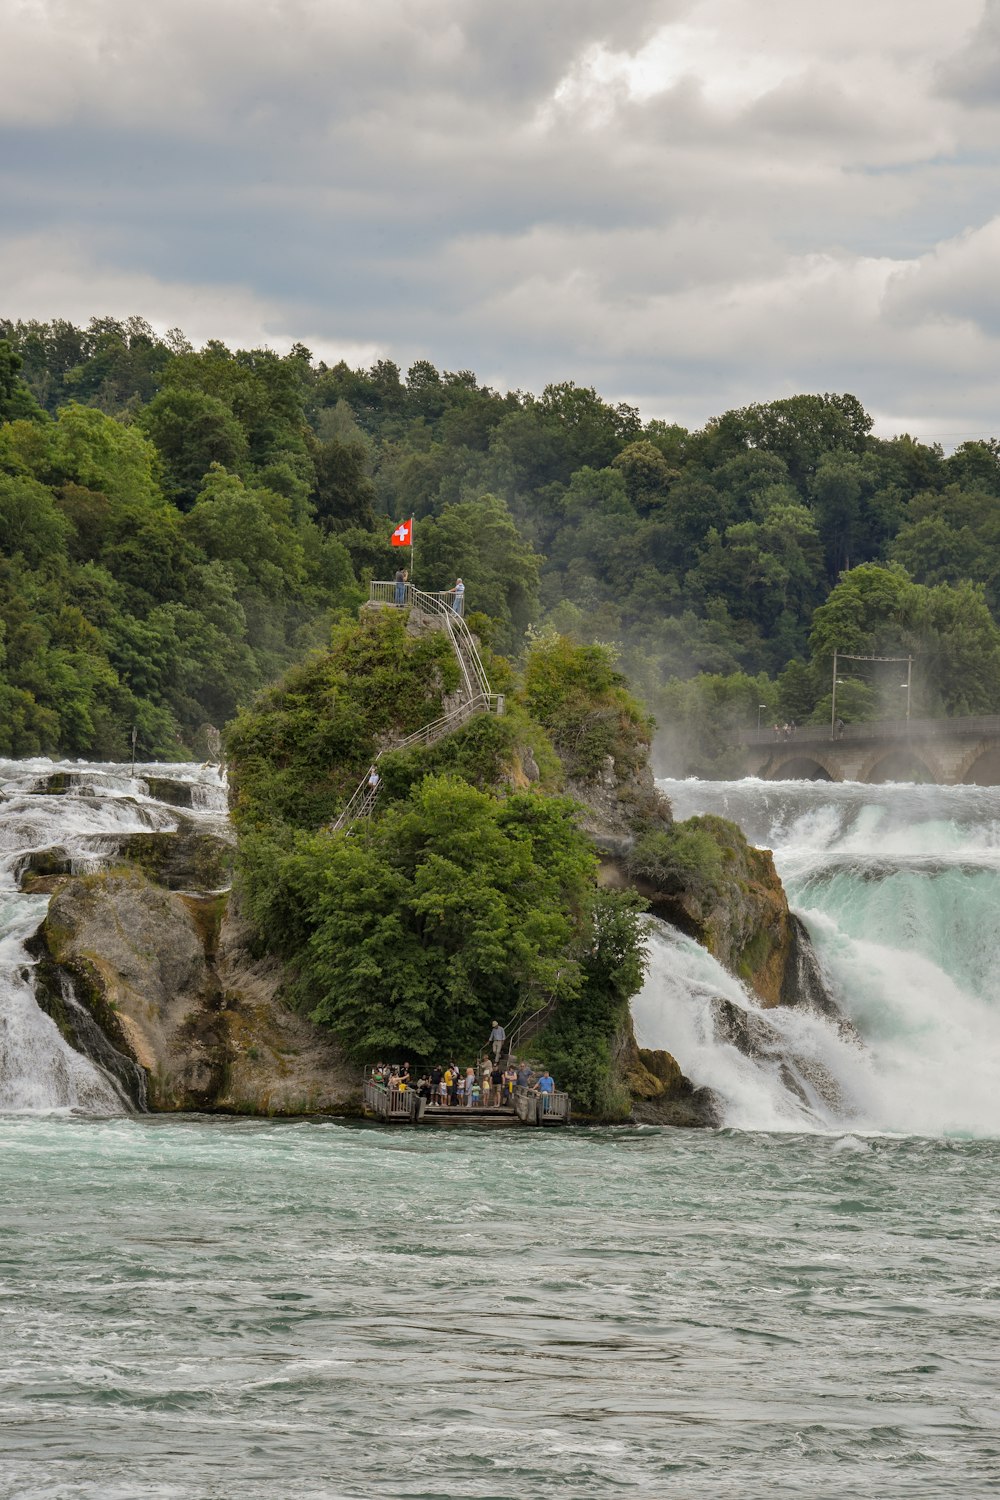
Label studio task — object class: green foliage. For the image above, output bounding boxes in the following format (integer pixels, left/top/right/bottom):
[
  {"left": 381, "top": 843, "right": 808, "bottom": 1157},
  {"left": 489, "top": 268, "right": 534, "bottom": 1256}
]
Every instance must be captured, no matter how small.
[
  {"left": 413, "top": 493, "right": 541, "bottom": 654},
  {"left": 0, "top": 341, "right": 47, "bottom": 423},
  {"left": 810, "top": 564, "right": 1000, "bottom": 718},
  {"left": 522, "top": 634, "right": 652, "bottom": 783},
  {"left": 533, "top": 888, "right": 648, "bottom": 1117},
  {"left": 227, "top": 608, "right": 461, "bottom": 831},
  {"left": 626, "top": 820, "right": 725, "bottom": 900},
  {"left": 142, "top": 385, "right": 249, "bottom": 504},
  {"left": 227, "top": 608, "right": 649, "bottom": 1097},
  {"left": 255, "top": 776, "right": 598, "bottom": 1062},
  {"left": 6, "top": 316, "right": 1000, "bottom": 767}
]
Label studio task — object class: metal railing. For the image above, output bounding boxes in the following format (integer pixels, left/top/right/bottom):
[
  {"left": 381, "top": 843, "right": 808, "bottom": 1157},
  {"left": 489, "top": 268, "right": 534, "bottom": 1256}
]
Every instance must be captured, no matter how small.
[
  {"left": 502, "top": 995, "right": 560, "bottom": 1062},
  {"left": 743, "top": 714, "right": 1000, "bottom": 749},
  {"left": 363, "top": 1080, "right": 418, "bottom": 1119},
  {"left": 513, "top": 1084, "right": 571, "bottom": 1124},
  {"left": 330, "top": 585, "right": 504, "bottom": 834},
  {"left": 369, "top": 582, "right": 498, "bottom": 707},
  {"left": 330, "top": 774, "right": 383, "bottom": 833}
]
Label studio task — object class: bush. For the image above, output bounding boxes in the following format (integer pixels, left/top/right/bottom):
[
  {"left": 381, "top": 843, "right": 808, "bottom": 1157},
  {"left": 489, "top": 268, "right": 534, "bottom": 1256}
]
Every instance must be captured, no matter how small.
[{"left": 626, "top": 820, "right": 725, "bottom": 900}]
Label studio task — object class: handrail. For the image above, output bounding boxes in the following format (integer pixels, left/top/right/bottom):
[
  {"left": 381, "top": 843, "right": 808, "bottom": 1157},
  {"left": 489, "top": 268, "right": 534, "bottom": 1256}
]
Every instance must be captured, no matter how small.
[
  {"left": 512, "top": 1084, "right": 570, "bottom": 1124},
  {"left": 503, "top": 995, "right": 559, "bottom": 1061},
  {"left": 370, "top": 582, "right": 493, "bottom": 701},
  {"left": 330, "top": 769, "right": 382, "bottom": 832},
  {"left": 743, "top": 713, "right": 1000, "bottom": 749},
  {"left": 330, "top": 585, "right": 504, "bottom": 835},
  {"left": 363, "top": 1079, "right": 418, "bottom": 1118}
]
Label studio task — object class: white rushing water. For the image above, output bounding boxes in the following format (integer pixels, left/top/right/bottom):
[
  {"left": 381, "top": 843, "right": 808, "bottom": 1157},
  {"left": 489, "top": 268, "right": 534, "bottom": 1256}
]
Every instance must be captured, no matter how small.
[
  {"left": 0, "top": 758, "right": 227, "bottom": 1113},
  {"left": 633, "top": 777, "right": 1000, "bottom": 1137}
]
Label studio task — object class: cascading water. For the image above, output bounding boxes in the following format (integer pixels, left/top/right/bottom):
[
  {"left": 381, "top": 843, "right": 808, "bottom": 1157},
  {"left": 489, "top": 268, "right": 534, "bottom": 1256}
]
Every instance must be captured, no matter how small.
[
  {"left": 0, "top": 757, "right": 228, "bottom": 1113},
  {"left": 633, "top": 776, "right": 1000, "bottom": 1136}
]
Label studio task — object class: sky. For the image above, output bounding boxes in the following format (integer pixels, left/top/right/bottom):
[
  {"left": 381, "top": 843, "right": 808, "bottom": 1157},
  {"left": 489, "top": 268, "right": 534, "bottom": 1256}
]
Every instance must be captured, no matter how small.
[{"left": 3, "top": 0, "right": 1000, "bottom": 440}]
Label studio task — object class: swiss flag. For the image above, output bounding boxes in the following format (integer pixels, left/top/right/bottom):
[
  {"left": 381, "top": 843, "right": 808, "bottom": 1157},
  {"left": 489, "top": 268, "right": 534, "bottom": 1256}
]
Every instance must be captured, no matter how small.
[{"left": 391, "top": 518, "right": 413, "bottom": 547}]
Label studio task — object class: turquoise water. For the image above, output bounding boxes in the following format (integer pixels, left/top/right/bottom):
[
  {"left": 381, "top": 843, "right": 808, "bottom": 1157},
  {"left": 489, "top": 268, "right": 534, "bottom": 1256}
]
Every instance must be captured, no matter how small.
[{"left": 3, "top": 1114, "right": 999, "bottom": 1499}]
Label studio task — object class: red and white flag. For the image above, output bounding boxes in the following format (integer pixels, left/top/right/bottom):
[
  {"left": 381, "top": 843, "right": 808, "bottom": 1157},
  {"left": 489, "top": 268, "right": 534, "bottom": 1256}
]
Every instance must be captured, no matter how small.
[{"left": 391, "top": 518, "right": 413, "bottom": 547}]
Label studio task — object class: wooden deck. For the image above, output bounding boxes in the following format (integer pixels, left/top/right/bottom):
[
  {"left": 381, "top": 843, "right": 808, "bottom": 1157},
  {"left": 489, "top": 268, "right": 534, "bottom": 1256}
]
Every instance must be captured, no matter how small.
[{"left": 362, "top": 1081, "right": 570, "bottom": 1126}]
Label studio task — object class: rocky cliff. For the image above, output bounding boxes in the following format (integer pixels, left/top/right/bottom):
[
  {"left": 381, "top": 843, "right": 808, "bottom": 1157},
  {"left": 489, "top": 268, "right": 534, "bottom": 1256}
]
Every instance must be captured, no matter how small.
[
  {"left": 30, "top": 864, "right": 358, "bottom": 1116},
  {"left": 563, "top": 729, "right": 802, "bottom": 1125}
]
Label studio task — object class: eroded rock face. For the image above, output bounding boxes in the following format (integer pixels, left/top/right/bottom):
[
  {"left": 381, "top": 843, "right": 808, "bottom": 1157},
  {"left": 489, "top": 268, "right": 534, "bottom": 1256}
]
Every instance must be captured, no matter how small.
[
  {"left": 34, "top": 870, "right": 358, "bottom": 1116},
  {"left": 567, "top": 760, "right": 672, "bottom": 847},
  {"left": 621, "top": 1035, "right": 721, "bottom": 1128},
  {"left": 601, "top": 817, "right": 798, "bottom": 1011}
]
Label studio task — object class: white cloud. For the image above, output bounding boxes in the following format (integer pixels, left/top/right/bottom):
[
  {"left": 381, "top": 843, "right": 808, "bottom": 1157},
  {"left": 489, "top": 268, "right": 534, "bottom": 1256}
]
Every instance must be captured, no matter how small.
[
  {"left": 2, "top": 0, "right": 1000, "bottom": 440},
  {"left": 0, "top": 231, "right": 382, "bottom": 366}
]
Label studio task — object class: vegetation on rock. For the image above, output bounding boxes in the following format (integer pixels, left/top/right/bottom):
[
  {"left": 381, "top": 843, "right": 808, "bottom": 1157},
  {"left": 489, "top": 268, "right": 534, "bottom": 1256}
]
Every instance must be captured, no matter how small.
[{"left": 228, "top": 609, "right": 653, "bottom": 1114}]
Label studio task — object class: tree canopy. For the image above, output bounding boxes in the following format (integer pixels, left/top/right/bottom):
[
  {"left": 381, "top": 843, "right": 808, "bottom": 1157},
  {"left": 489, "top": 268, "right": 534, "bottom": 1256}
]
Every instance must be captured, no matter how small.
[{"left": 3, "top": 314, "right": 1000, "bottom": 767}]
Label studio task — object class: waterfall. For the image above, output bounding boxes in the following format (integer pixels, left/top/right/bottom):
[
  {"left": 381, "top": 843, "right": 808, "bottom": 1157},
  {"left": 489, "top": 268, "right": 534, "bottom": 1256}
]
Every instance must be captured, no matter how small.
[
  {"left": 633, "top": 777, "right": 1000, "bottom": 1136},
  {"left": 0, "top": 757, "right": 227, "bottom": 1113}
]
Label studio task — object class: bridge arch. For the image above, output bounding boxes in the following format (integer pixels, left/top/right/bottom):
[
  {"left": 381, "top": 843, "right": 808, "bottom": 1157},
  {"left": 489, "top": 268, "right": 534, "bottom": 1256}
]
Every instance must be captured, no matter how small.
[
  {"left": 768, "top": 753, "right": 837, "bottom": 782},
  {"left": 956, "top": 742, "right": 1000, "bottom": 785},
  {"left": 859, "top": 748, "right": 940, "bottom": 785}
]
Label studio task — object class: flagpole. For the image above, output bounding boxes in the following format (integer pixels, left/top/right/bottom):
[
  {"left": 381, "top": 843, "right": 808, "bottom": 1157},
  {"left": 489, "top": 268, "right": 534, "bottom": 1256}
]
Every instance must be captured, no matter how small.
[{"left": 410, "top": 518, "right": 415, "bottom": 590}]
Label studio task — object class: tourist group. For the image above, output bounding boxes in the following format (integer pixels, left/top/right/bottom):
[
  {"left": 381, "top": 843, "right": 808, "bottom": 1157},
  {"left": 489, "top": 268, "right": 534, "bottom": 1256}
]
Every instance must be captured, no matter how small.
[{"left": 369, "top": 1055, "right": 557, "bottom": 1111}]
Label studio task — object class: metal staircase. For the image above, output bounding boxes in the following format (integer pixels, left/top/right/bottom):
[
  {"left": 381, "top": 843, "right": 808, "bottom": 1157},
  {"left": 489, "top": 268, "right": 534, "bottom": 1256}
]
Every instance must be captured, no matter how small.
[{"left": 329, "top": 584, "right": 504, "bottom": 834}]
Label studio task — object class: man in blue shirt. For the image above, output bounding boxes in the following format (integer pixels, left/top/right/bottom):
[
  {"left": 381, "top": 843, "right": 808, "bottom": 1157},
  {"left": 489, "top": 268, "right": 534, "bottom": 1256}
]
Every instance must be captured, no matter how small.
[{"left": 537, "top": 1070, "right": 554, "bottom": 1112}]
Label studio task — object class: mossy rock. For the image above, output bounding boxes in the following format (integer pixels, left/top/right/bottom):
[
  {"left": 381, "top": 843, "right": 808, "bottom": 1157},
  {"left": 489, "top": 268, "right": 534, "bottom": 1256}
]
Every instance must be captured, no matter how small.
[
  {"left": 113, "top": 830, "right": 234, "bottom": 891},
  {"left": 31, "top": 773, "right": 72, "bottom": 795},
  {"left": 143, "top": 776, "right": 198, "bottom": 807},
  {"left": 18, "top": 846, "right": 73, "bottom": 881},
  {"left": 637, "top": 1047, "right": 685, "bottom": 1093}
]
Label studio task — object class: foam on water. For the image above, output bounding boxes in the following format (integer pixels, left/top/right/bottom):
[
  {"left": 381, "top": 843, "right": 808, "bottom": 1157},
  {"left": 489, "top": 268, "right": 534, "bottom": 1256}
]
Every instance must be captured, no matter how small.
[
  {"left": 0, "top": 758, "right": 226, "bottom": 1113},
  {"left": 636, "top": 776, "right": 1000, "bottom": 1137}
]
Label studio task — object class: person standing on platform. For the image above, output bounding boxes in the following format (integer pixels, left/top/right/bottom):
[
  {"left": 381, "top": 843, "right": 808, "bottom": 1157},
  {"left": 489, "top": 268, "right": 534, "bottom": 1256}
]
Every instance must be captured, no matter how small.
[
  {"left": 489, "top": 1020, "right": 506, "bottom": 1064},
  {"left": 451, "top": 578, "right": 465, "bottom": 615},
  {"left": 394, "top": 567, "right": 408, "bottom": 606}
]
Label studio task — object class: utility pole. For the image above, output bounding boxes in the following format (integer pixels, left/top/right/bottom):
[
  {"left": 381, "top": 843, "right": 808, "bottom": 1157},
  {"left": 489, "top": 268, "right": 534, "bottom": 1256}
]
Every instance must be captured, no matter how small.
[
  {"left": 757, "top": 703, "right": 767, "bottom": 733},
  {"left": 905, "top": 656, "right": 912, "bottom": 726},
  {"left": 830, "top": 650, "right": 838, "bottom": 741}
]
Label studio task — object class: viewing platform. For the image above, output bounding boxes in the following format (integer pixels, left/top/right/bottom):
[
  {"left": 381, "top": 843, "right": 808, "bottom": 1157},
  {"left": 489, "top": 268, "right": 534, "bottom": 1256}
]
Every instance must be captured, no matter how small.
[{"left": 362, "top": 1080, "right": 571, "bottom": 1127}]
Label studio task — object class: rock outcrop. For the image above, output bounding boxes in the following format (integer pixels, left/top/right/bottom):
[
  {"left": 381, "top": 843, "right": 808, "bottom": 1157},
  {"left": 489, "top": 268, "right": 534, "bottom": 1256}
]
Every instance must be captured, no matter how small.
[
  {"left": 621, "top": 1037, "right": 721, "bottom": 1128},
  {"left": 32, "top": 868, "right": 358, "bottom": 1116},
  {"left": 601, "top": 813, "right": 796, "bottom": 1010}
]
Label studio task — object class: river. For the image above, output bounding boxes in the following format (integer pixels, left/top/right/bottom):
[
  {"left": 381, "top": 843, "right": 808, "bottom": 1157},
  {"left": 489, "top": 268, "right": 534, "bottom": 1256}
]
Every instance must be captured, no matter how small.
[{"left": 1, "top": 766, "right": 999, "bottom": 1498}]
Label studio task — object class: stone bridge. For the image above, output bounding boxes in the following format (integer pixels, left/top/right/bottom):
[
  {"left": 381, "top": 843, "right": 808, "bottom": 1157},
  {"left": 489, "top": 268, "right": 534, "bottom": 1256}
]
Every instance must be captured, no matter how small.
[{"left": 741, "top": 715, "right": 1000, "bottom": 784}]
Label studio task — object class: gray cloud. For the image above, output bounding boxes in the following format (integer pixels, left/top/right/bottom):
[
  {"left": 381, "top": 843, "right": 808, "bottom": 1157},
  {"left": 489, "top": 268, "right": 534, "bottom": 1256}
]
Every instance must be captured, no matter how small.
[
  {"left": 2, "top": 0, "right": 1000, "bottom": 443},
  {"left": 937, "top": 0, "right": 1000, "bottom": 106}
]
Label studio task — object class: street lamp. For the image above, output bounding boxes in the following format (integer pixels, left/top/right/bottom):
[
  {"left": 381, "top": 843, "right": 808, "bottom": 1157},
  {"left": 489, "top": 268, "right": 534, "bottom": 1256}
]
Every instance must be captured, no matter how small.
[{"left": 757, "top": 704, "right": 767, "bottom": 732}]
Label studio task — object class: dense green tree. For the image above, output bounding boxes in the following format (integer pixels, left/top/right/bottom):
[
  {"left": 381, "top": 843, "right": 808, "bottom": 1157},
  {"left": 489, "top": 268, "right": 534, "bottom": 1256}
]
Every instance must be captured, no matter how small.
[
  {"left": 311, "top": 436, "right": 377, "bottom": 531},
  {"left": 296, "top": 776, "right": 594, "bottom": 1059},
  {"left": 142, "top": 386, "right": 249, "bottom": 504},
  {"left": 415, "top": 494, "right": 541, "bottom": 652},
  {"left": 7, "top": 316, "right": 1000, "bottom": 766},
  {"left": 0, "top": 341, "right": 47, "bottom": 423}
]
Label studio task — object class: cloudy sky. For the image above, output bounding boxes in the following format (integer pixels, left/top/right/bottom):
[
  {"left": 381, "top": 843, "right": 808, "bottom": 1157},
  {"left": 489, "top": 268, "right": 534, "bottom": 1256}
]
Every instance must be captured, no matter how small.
[{"left": 4, "top": 0, "right": 1000, "bottom": 438}]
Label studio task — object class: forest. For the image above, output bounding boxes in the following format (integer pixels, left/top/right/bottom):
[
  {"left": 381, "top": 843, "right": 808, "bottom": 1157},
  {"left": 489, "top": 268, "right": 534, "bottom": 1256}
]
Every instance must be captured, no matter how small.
[{"left": 3, "top": 314, "right": 1000, "bottom": 771}]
